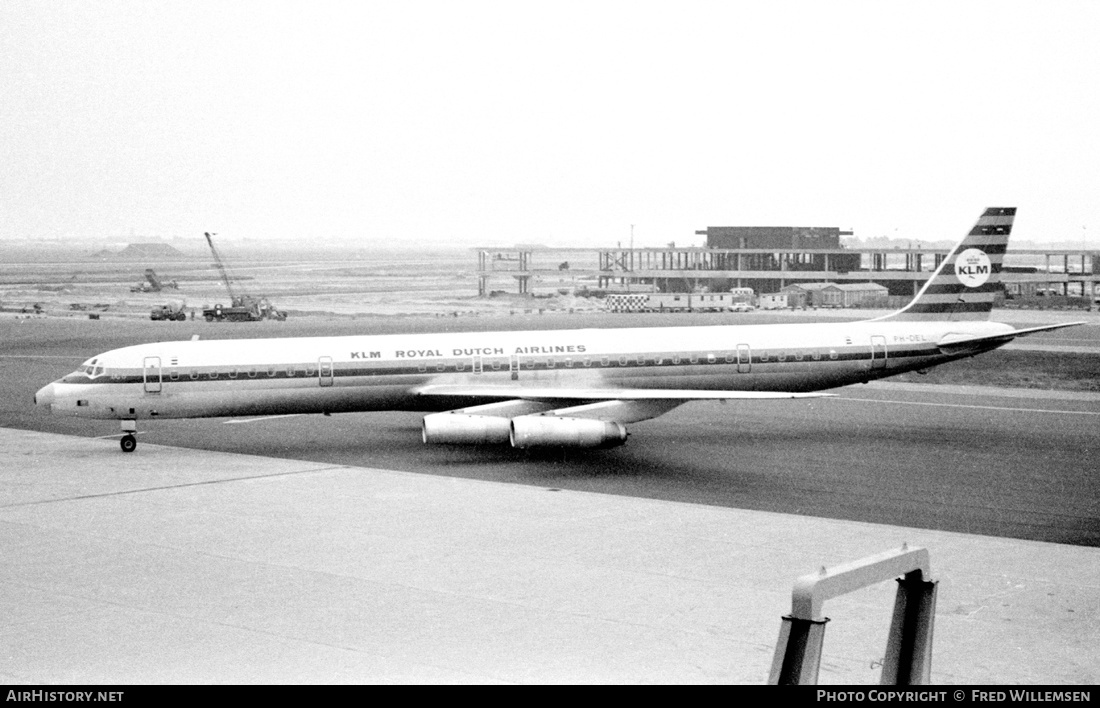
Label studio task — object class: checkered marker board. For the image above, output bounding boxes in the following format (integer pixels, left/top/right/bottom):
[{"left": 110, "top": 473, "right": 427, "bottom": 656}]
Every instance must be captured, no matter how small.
[{"left": 606, "top": 294, "right": 649, "bottom": 312}]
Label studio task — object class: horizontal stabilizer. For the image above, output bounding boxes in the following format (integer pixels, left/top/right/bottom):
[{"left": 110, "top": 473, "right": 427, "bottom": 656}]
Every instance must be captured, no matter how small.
[
  {"left": 416, "top": 385, "right": 834, "bottom": 401},
  {"left": 937, "top": 321, "right": 1085, "bottom": 353}
]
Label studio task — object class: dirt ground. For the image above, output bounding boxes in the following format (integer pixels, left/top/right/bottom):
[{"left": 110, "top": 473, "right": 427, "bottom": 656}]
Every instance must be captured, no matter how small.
[{"left": 0, "top": 244, "right": 603, "bottom": 320}]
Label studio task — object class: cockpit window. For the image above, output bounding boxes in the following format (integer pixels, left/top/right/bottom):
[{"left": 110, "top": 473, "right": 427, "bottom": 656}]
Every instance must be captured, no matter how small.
[{"left": 73, "top": 358, "right": 105, "bottom": 378}]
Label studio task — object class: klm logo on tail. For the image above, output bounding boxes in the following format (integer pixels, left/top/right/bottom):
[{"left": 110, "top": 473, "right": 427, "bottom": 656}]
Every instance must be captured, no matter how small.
[
  {"left": 883, "top": 207, "right": 1014, "bottom": 321},
  {"left": 955, "top": 248, "right": 993, "bottom": 287}
]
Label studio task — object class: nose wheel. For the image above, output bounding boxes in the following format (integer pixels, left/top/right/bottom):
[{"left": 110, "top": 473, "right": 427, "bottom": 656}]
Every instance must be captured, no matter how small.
[{"left": 119, "top": 419, "right": 138, "bottom": 453}]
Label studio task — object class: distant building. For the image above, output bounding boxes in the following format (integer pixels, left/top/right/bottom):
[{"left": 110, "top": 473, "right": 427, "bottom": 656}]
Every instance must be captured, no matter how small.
[
  {"left": 693, "top": 226, "right": 862, "bottom": 276},
  {"left": 781, "top": 282, "right": 889, "bottom": 308},
  {"left": 729, "top": 287, "right": 754, "bottom": 303},
  {"left": 757, "top": 293, "right": 795, "bottom": 310},
  {"left": 696, "top": 226, "right": 851, "bottom": 250}
]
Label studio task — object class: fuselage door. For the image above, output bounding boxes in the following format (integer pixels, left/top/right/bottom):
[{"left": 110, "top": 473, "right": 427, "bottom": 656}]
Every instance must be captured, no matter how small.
[
  {"left": 870, "top": 336, "right": 887, "bottom": 370},
  {"left": 737, "top": 344, "right": 751, "bottom": 374},
  {"left": 143, "top": 356, "right": 162, "bottom": 394},
  {"left": 318, "top": 356, "right": 334, "bottom": 387}
]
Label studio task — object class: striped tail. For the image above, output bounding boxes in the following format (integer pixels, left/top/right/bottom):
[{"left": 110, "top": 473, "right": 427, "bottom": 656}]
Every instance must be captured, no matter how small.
[{"left": 878, "top": 207, "right": 1014, "bottom": 322}]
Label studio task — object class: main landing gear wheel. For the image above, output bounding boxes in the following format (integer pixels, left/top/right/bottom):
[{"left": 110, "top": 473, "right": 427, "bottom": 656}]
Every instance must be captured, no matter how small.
[{"left": 120, "top": 434, "right": 137, "bottom": 453}]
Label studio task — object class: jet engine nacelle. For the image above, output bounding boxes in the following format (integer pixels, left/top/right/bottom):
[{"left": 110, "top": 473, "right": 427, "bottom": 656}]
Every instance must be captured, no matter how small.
[
  {"left": 509, "top": 416, "right": 628, "bottom": 449},
  {"left": 422, "top": 413, "right": 512, "bottom": 444}
]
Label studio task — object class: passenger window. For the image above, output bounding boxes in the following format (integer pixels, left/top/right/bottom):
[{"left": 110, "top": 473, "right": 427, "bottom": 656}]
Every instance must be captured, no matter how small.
[
  {"left": 829, "top": 350, "right": 838, "bottom": 360},
  {"left": 190, "top": 370, "right": 199, "bottom": 380},
  {"left": 619, "top": 356, "right": 628, "bottom": 366},
  {"left": 208, "top": 371, "right": 218, "bottom": 379},
  {"left": 707, "top": 353, "right": 716, "bottom": 364},
  {"left": 601, "top": 356, "right": 610, "bottom": 367}
]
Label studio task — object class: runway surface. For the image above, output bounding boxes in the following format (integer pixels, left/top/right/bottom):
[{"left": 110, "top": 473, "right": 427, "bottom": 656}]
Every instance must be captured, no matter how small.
[{"left": 2, "top": 428, "right": 1097, "bottom": 684}]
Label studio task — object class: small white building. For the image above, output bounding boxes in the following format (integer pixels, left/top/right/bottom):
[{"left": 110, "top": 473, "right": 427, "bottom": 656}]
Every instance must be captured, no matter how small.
[
  {"left": 730, "top": 287, "right": 755, "bottom": 304},
  {"left": 757, "top": 293, "right": 793, "bottom": 310}
]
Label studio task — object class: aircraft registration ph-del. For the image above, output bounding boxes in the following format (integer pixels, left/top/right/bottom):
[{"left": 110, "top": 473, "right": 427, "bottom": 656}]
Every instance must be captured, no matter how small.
[{"left": 36, "top": 208, "right": 1083, "bottom": 453}]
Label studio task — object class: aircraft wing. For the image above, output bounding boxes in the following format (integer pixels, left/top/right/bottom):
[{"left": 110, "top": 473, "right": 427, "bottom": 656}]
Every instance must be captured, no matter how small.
[
  {"left": 937, "top": 321, "right": 1085, "bottom": 353},
  {"left": 415, "top": 385, "right": 833, "bottom": 401},
  {"left": 417, "top": 386, "right": 833, "bottom": 444}
]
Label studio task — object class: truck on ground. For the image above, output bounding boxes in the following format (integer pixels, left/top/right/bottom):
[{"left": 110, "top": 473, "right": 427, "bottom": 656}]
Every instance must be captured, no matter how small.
[
  {"left": 202, "top": 297, "right": 285, "bottom": 322},
  {"left": 201, "top": 232, "right": 287, "bottom": 322},
  {"left": 150, "top": 300, "right": 188, "bottom": 321}
]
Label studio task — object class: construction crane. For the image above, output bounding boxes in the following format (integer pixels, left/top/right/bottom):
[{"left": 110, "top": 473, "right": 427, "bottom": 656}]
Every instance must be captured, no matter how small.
[
  {"left": 201, "top": 232, "right": 286, "bottom": 322},
  {"left": 204, "top": 232, "right": 239, "bottom": 302}
]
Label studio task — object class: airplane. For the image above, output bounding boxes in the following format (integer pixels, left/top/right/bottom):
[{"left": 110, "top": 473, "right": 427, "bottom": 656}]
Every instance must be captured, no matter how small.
[{"left": 35, "top": 208, "right": 1083, "bottom": 453}]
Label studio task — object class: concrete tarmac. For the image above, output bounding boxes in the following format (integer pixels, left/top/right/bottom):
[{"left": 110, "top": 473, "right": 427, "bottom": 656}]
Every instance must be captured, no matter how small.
[{"left": 1, "top": 428, "right": 1096, "bottom": 684}]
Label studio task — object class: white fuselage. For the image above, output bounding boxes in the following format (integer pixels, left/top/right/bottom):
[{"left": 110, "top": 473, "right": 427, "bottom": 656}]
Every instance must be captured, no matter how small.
[{"left": 35, "top": 319, "right": 1014, "bottom": 422}]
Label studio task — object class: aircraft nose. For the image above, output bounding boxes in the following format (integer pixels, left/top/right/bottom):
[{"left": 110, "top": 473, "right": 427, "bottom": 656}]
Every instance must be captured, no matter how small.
[{"left": 35, "top": 383, "right": 56, "bottom": 411}]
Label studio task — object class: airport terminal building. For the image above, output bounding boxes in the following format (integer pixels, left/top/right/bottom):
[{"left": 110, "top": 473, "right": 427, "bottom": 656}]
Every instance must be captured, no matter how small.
[{"left": 476, "top": 225, "right": 1099, "bottom": 304}]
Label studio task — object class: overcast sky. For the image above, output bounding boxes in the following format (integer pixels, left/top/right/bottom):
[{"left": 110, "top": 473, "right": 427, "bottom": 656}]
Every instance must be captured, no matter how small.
[{"left": 2, "top": 1, "right": 1098, "bottom": 247}]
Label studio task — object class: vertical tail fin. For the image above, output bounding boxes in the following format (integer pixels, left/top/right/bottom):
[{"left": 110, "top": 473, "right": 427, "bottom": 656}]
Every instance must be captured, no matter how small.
[{"left": 878, "top": 207, "right": 1014, "bottom": 322}]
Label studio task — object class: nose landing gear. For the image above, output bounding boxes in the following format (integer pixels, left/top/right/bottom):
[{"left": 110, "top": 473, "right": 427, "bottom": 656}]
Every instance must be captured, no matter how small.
[{"left": 120, "top": 420, "right": 138, "bottom": 453}]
